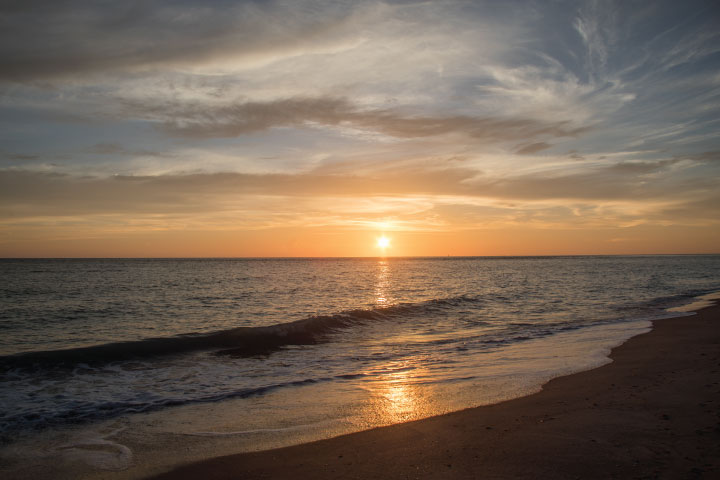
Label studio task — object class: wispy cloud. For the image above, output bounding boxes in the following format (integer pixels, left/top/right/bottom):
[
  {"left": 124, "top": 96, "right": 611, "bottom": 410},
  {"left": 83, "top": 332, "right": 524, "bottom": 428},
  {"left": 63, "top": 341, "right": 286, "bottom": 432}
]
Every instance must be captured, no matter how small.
[
  {"left": 0, "top": 0, "right": 718, "bottom": 254},
  {"left": 515, "top": 142, "right": 552, "bottom": 155},
  {"left": 2, "top": 154, "right": 717, "bottom": 231},
  {"left": 0, "top": 0, "right": 364, "bottom": 82},
  {"left": 148, "top": 96, "right": 588, "bottom": 144}
]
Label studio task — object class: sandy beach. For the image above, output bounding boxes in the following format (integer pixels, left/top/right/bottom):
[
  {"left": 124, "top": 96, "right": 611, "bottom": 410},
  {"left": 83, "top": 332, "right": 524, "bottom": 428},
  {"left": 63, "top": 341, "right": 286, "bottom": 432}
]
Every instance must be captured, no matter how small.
[{"left": 148, "top": 302, "right": 720, "bottom": 480}]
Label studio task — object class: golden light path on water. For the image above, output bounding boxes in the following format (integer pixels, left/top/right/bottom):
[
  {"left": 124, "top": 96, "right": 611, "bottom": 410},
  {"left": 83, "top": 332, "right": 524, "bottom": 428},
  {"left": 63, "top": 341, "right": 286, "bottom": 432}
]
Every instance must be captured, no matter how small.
[
  {"left": 374, "top": 259, "right": 391, "bottom": 306},
  {"left": 368, "top": 362, "right": 429, "bottom": 424},
  {"left": 362, "top": 259, "right": 435, "bottom": 425}
]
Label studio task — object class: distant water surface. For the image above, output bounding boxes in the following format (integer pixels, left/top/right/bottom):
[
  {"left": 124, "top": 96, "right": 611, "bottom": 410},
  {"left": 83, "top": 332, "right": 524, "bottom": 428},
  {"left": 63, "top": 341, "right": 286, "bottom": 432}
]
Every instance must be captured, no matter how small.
[{"left": 1, "top": 256, "right": 719, "bottom": 471}]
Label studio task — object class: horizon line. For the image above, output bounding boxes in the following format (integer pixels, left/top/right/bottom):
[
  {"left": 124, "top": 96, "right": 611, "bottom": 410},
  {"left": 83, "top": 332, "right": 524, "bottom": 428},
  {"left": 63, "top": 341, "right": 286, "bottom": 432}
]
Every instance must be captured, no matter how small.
[{"left": 2, "top": 253, "right": 719, "bottom": 260}]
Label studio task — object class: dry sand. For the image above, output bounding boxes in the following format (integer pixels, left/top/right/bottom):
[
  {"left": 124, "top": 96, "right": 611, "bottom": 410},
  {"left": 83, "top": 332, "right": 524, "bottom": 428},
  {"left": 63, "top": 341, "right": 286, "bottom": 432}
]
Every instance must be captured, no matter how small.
[{"left": 148, "top": 303, "right": 720, "bottom": 480}]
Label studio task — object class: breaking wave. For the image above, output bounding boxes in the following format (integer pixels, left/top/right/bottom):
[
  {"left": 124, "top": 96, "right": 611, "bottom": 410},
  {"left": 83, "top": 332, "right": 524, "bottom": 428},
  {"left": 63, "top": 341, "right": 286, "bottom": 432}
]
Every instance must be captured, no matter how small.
[{"left": 0, "top": 295, "right": 482, "bottom": 369}]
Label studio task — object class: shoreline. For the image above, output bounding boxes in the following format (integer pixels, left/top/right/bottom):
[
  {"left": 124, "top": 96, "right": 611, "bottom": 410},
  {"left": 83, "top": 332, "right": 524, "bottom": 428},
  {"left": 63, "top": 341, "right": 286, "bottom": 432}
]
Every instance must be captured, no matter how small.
[{"left": 148, "top": 302, "right": 720, "bottom": 479}]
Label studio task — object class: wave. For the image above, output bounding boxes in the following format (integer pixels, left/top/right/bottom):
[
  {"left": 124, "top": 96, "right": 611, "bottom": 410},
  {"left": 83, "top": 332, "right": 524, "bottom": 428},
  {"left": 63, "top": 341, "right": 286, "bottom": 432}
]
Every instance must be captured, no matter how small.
[
  {"left": 0, "top": 295, "right": 483, "bottom": 370},
  {"left": 0, "top": 373, "right": 367, "bottom": 439}
]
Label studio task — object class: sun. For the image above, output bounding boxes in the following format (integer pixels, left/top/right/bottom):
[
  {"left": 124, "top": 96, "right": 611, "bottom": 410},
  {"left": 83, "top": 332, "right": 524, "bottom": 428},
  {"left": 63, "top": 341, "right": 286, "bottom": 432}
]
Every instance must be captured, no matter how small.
[{"left": 376, "top": 235, "right": 391, "bottom": 250}]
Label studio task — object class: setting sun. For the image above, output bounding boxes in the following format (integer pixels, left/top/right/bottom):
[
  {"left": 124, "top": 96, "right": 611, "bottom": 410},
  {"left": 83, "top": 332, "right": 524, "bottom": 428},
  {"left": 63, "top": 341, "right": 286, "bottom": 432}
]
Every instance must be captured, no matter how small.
[{"left": 377, "top": 235, "right": 391, "bottom": 250}]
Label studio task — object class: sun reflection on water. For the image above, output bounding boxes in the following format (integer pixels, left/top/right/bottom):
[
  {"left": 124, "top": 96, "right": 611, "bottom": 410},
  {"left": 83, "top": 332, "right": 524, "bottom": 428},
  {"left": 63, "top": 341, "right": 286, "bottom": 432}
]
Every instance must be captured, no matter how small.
[
  {"left": 358, "top": 261, "right": 438, "bottom": 426},
  {"left": 375, "top": 365, "right": 417, "bottom": 423},
  {"left": 374, "top": 260, "right": 391, "bottom": 306},
  {"left": 359, "top": 361, "right": 436, "bottom": 426}
]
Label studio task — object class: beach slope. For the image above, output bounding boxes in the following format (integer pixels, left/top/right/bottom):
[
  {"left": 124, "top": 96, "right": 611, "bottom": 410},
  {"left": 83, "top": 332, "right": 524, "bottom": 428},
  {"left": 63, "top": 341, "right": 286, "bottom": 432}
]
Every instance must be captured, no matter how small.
[{"left": 150, "top": 304, "right": 720, "bottom": 479}]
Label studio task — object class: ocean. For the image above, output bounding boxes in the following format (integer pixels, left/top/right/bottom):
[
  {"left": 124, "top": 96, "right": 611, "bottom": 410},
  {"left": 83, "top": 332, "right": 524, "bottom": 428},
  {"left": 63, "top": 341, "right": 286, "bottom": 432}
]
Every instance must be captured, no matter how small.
[{"left": 1, "top": 255, "right": 719, "bottom": 476}]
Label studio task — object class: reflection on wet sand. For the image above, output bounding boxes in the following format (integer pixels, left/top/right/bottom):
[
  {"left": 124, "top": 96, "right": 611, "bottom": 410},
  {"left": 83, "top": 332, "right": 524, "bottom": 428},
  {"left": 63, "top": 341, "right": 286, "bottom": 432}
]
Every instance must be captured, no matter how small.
[
  {"left": 374, "top": 364, "right": 420, "bottom": 423},
  {"left": 361, "top": 361, "right": 436, "bottom": 426}
]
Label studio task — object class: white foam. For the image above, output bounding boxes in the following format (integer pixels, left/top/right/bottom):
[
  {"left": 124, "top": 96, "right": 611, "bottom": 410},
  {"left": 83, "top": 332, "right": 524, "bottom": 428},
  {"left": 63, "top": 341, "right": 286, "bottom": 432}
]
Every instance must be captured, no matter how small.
[
  {"left": 0, "top": 426, "right": 134, "bottom": 480},
  {"left": 54, "top": 436, "right": 133, "bottom": 471},
  {"left": 668, "top": 291, "right": 720, "bottom": 313},
  {"left": 183, "top": 419, "right": 341, "bottom": 437}
]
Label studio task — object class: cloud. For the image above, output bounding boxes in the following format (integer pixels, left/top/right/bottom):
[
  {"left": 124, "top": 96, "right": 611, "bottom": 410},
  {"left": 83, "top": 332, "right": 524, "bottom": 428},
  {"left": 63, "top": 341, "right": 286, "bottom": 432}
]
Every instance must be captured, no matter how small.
[
  {"left": 150, "top": 96, "right": 589, "bottom": 143},
  {"left": 466, "top": 159, "right": 712, "bottom": 203},
  {"left": 2, "top": 153, "right": 40, "bottom": 161},
  {"left": 84, "top": 143, "right": 166, "bottom": 159},
  {"left": 604, "top": 159, "right": 680, "bottom": 175},
  {"left": 0, "top": 0, "right": 361, "bottom": 83},
  {"left": 572, "top": 0, "right": 617, "bottom": 82},
  {"left": 86, "top": 143, "right": 128, "bottom": 155},
  {"left": 2, "top": 153, "right": 717, "bottom": 230},
  {"left": 676, "top": 151, "right": 720, "bottom": 164},
  {"left": 0, "top": 168, "right": 476, "bottom": 215},
  {"left": 652, "top": 192, "right": 720, "bottom": 224},
  {"left": 515, "top": 142, "right": 552, "bottom": 155}
]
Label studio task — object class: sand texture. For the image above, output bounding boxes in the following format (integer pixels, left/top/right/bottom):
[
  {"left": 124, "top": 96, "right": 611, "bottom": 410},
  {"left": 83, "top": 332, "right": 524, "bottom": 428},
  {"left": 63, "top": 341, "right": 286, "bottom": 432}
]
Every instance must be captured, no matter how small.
[{"left": 148, "top": 303, "right": 720, "bottom": 479}]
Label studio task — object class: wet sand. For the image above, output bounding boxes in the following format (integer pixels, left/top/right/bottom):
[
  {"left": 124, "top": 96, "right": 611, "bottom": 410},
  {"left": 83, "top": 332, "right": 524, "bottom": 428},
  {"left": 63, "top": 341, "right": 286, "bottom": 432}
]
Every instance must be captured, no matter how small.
[{"left": 149, "top": 303, "right": 720, "bottom": 480}]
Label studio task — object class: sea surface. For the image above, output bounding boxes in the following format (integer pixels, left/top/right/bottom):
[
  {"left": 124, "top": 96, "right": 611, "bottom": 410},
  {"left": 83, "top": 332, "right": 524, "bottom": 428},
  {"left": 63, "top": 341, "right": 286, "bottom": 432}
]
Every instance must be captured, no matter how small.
[{"left": 1, "top": 256, "right": 719, "bottom": 475}]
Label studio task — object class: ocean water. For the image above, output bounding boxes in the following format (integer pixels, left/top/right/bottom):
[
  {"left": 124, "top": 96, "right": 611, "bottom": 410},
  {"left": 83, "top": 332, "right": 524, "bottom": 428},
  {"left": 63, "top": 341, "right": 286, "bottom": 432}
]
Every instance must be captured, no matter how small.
[{"left": 1, "top": 256, "right": 719, "bottom": 476}]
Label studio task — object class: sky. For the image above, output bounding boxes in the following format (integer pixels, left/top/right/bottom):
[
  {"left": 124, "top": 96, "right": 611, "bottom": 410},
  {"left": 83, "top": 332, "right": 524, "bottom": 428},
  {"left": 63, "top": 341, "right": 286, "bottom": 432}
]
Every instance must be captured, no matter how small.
[{"left": 1, "top": 0, "right": 719, "bottom": 257}]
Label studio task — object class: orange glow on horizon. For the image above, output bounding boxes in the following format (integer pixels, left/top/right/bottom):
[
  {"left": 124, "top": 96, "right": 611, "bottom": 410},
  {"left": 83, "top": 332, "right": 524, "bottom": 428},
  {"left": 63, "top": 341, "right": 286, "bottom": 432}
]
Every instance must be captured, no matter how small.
[{"left": 1, "top": 224, "right": 719, "bottom": 258}]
